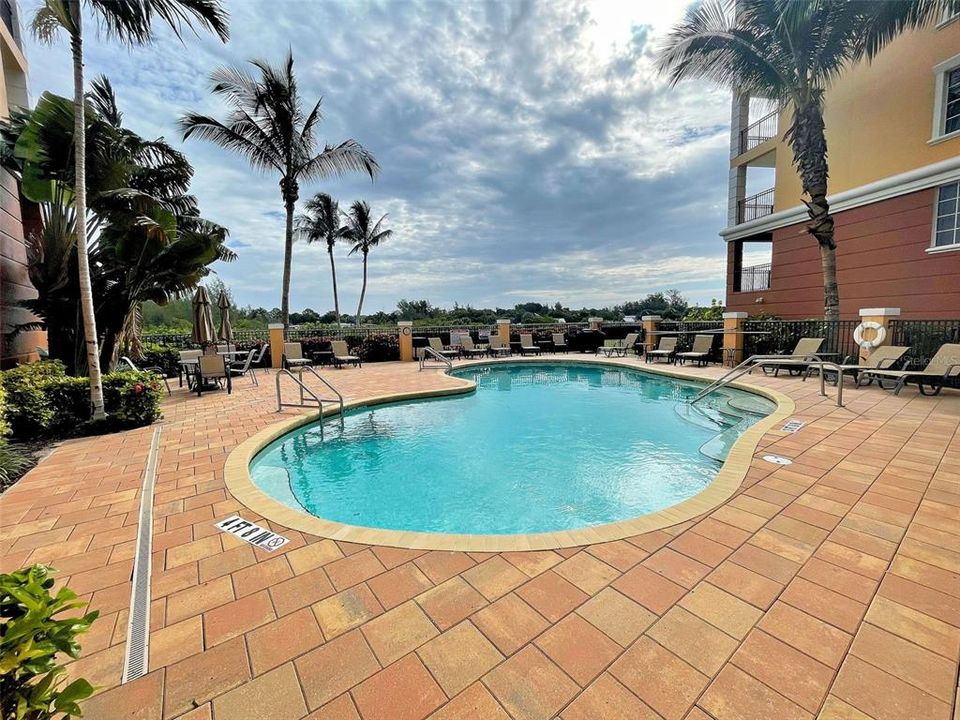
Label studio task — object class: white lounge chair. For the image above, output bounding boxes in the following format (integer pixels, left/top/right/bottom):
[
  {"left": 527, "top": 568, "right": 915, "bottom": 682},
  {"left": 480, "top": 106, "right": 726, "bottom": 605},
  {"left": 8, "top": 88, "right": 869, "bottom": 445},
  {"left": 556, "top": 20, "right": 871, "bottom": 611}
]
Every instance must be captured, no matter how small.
[
  {"left": 759, "top": 337, "right": 824, "bottom": 376},
  {"left": 676, "top": 335, "right": 714, "bottom": 367},
  {"left": 857, "top": 344, "right": 960, "bottom": 395},
  {"left": 645, "top": 336, "right": 678, "bottom": 363},
  {"left": 519, "top": 334, "right": 541, "bottom": 356},
  {"left": 331, "top": 340, "right": 362, "bottom": 368},
  {"left": 283, "top": 342, "right": 312, "bottom": 369}
]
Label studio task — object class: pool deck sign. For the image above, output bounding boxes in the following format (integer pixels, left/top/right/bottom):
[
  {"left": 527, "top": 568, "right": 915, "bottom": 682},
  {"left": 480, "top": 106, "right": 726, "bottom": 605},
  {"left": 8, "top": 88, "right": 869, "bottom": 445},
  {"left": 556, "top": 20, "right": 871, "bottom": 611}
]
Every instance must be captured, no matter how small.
[
  {"left": 781, "top": 419, "right": 806, "bottom": 433},
  {"left": 215, "top": 515, "right": 289, "bottom": 551}
]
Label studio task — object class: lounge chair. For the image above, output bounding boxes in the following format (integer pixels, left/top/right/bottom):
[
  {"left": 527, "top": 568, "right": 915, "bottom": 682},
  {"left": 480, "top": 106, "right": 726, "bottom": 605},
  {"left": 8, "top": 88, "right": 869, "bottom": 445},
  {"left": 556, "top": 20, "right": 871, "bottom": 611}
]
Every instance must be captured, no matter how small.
[
  {"left": 856, "top": 343, "right": 960, "bottom": 396},
  {"left": 331, "top": 340, "right": 362, "bottom": 368},
  {"left": 428, "top": 337, "right": 459, "bottom": 359},
  {"left": 645, "top": 336, "right": 678, "bottom": 363},
  {"left": 597, "top": 332, "right": 639, "bottom": 358},
  {"left": 676, "top": 335, "right": 714, "bottom": 367},
  {"left": 178, "top": 349, "right": 202, "bottom": 388},
  {"left": 283, "top": 342, "right": 312, "bottom": 369},
  {"left": 488, "top": 335, "right": 511, "bottom": 357},
  {"left": 804, "top": 345, "right": 909, "bottom": 386},
  {"left": 119, "top": 356, "right": 171, "bottom": 394},
  {"left": 250, "top": 344, "right": 269, "bottom": 367},
  {"left": 460, "top": 336, "right": 489, "bottom": 358},
  {"left": 229, "top": 349, "right": 259, "bottom": 385},
  {"left": 519, "top": 334, "right": 541, "bottom": 356},
  {"left": 759, "top": 338, "right": 824, "bottom": 376},
  {"left": 195, "top": 354, "right": 231, "bottom": 396},
  {"left": 552, "top": 333, "right": 568, "bottom": 353}
]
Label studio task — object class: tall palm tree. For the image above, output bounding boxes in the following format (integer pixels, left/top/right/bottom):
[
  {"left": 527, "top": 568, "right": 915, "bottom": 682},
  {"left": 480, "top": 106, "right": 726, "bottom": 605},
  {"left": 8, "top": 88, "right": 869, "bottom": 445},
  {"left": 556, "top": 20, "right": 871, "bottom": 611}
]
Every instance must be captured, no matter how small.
[
  {"left": 344, "top": 201, "right": 392, "bottom": 327},
  {"left": 180, "top": 52, "right": 379, "bottom": 332},
  {"left": 657, "top": 0, "right": 951, "bottom": 321},
  {"left": 31, "top": 0, "right": 228, "bottom": 419},
  {"left": 296, "top": 193, "right": 348, "bottom": 328}
]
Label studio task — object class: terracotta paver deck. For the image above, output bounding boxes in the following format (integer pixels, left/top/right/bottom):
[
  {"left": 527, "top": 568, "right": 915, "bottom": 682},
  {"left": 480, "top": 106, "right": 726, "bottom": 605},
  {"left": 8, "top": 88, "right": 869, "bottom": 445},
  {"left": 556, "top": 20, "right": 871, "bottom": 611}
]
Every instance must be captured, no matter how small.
[{"left": 1, "top": 357, "right": 959, "bottom": 720}]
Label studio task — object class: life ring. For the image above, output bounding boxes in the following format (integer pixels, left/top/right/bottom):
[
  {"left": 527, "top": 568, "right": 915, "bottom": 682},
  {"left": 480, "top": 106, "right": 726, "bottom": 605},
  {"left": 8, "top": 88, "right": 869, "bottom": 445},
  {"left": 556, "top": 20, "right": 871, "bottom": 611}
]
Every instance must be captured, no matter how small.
[{"left": 853, "top": 321, "right": 886, "bottom": 348}]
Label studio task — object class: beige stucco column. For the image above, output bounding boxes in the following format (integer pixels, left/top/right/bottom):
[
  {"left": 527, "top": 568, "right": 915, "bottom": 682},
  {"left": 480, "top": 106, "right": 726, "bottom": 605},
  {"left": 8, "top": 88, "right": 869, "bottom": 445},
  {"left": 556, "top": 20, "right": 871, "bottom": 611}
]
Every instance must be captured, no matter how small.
[
  {"left": 857, "top": 307, "right": 900, "bottom": 364},
  {"left": 723, "top": 311, "right": 747, "bottom": 366},
  {"left": 269, "top": 323, "right": 285, "bottom": 369},
  {"left": 642, "top": 315, "right": 660, "bottom": 354},
  {"left": 588, "top": 316, "right": 603, "bottom": 332},
  {"left": 497, "top": 318, "right": 511, "bottom": 342},
  {"left": 398, "top": 321, "right": 414, "bottom": 362}
]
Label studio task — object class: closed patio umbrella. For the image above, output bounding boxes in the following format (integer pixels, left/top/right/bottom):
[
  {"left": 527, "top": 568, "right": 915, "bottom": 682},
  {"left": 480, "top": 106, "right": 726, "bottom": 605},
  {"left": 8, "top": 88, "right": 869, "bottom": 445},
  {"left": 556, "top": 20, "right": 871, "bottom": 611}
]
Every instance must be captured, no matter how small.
[
  {"left": 191, "top": 286, "right": 216, "bottom": 347},
  {"left": 217, "top": 290, "right": 233, "bottom": 343}
]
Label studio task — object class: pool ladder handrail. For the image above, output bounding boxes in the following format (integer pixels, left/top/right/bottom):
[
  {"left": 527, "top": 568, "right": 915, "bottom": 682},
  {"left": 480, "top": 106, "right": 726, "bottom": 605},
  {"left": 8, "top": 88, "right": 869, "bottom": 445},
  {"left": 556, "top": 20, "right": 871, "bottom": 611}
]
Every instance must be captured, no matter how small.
[
  {"left": 690, "top": 354, "right": 844, "bottom": 408},
  {"left": 419, "top": 345, "right": 453, "bottom": 371},
  {"left": 276, "top": 367, "right": 345, "bottom": 434}
]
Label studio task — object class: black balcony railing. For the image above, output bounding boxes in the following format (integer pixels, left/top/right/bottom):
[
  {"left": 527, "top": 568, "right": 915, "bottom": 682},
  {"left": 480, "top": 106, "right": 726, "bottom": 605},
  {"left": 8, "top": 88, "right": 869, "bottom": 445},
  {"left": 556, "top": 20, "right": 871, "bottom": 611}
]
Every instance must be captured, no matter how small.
[
  {"left": 738, "top": 109, "right": 778, "bottom": 154},
  {"left": 737, "top": 263, "right": 771, "bottom": 292},
  {"left": 737, "top": 187, "right": 775, "bottom": 224}
]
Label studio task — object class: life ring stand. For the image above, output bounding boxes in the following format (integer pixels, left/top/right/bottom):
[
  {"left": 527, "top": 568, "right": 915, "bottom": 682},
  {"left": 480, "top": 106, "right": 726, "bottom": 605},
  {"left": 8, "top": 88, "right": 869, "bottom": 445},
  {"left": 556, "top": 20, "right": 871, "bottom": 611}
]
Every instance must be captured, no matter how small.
[{"left": 853, "top": 321, "right": 886, "bottom": 349}]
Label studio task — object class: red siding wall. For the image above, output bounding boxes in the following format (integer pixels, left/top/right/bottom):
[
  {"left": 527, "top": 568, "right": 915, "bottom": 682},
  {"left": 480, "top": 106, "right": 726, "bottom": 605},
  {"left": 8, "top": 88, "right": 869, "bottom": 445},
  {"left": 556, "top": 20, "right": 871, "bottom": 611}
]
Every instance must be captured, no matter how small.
[{"left": 726, "top": 188, "right": 960, "bottom": 319}]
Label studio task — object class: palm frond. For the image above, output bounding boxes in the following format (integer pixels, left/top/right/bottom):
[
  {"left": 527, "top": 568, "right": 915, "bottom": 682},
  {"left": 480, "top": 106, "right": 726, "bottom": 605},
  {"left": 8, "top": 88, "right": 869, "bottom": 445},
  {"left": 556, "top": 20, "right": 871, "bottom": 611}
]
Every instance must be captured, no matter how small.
[
  {"left": 299, "top": 140, "right": 380, "bottom": 182},
  {"left": 88, "top": 0, "right": 229, "bottom": 45},
  {"left": 88, "top": 75, "right": 123, "bottom": 126},
  {"left": 178, "top": 113, "right": 283, "bottom": 173},
  {"left": 31, "top": 0, "right": 72, "bottom": 42}
]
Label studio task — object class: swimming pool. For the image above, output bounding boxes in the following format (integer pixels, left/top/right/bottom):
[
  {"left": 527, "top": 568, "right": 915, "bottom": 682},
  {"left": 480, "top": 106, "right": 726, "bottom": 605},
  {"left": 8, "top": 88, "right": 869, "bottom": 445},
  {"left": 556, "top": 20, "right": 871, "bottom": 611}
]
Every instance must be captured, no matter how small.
[{"left": 249, "top": 362, "right": 775, "bottom": 535}]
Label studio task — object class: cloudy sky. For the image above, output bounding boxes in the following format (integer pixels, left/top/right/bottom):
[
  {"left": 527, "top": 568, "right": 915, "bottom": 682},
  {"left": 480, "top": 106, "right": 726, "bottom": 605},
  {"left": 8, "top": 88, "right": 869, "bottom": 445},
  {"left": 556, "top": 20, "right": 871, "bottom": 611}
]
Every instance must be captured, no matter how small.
[{"left": 24, "top": 0, "right": 737, "bottom": 314}]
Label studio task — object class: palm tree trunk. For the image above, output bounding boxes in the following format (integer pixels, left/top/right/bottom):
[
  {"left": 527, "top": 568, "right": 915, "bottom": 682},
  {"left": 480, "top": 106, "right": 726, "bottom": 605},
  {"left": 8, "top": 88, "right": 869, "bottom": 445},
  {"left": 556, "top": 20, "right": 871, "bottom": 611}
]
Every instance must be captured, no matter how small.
[
  {"left": 355, "top": 250, "right": 368, "bottom": 328},
  {"left": 70, "top": 7, "right": 107, "bottom": 420},
  {"left": 280, "top": 193, "right": 295, "bottom": 333},
  {"left": 328, "top": 244, "right": 341, "bottom": 328},
  {"left": 790, "top": 101, "right": 839, "bottom": 321}
]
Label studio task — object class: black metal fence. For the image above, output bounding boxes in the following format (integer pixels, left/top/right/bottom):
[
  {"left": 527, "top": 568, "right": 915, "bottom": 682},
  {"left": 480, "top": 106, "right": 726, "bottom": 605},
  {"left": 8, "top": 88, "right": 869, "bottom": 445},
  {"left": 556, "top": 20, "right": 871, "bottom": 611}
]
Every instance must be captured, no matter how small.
[
  {"left": 742, "top": 319, "right": 860, "bottom": 361},
  {"left": 738, "top": 263, "right": 771, "bottom": 292},
  {"left": 737, "top": 187, "right": 775, "bottom": 223},
  {"left": 889, "top": 319, "right": 960, "bottom": 366},
  {"left": 739, "top": 109, "right": 778, "bottom": 153}
]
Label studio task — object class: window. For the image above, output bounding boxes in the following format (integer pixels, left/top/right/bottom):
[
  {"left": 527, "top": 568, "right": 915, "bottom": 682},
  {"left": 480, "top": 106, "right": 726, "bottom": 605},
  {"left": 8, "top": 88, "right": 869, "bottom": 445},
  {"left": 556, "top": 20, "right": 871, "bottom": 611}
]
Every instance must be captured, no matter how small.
[
  {"left": 932, "top": 54, "right": 960, "bottom": 140},
  {"left": 934, "top": 181, "right": 960, "bottom": 248},
  {"left": 946, "top": 67, "right": 960, "bottom": 135}
]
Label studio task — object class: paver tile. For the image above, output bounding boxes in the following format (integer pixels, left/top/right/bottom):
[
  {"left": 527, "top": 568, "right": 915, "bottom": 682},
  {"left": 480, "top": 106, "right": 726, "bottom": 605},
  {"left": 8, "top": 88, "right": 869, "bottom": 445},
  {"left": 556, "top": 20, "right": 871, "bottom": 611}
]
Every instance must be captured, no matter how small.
[
  {"left": 483, "top": 645, "right": 579, "bottom": 720},
  {"left": 164, "top": 636, "right": 250, "bottom": 719},
  {"left": 678, "top": 582, "right": 763, "bottom": 640},
  {"left": 609, "top": 636, "right": 708, "bottom": 720},
  {"left": 472, "top": 593, "right": 550, "bottom": 655},
  {"left": 552, "top": 551, "right": 620, "bottom": 595},
  {"left": 417, "top": 621, "right": 503, "bottom": 696},
  {"left": 780, "top": 577, "right": 867, "bottom": 634},
  {"left": 559, "top": 673, "right": 660, "bottom": 720},
  {"left": 864, "top": 595, "right": 960, "bottom": 659},
  {"left": 426, "top": 683, "right": 509, "bottom": 720},
  {"left": 416, "top": 576, "right": 487, "bottom": 630},
  {"left": 361, "top": 600, "right": 439, "bottom": 665},
  {"left": 534, "top": 613, "right": 621, "bottom": 686},
  {"left": 698, "top": 664, "right": 811, "bottom": 720},
  {"left": 648, "top": 606, "right": 740, "bottom": 676},
  {"left": 611, "top": 564, "right": 686, "bottom": 615},
  {"left": 312, "top": 584, "right": 383, "bottom": 639},
  {"left": 575, "top": 586, "right": 656, "bottom": 647},
  {"left": 516, "top": 570, "right": 589, "bottom": 622},
  {"left": 643, "top": 547, "right": 712, "bottom": 589},
  {"left": 247, "top": 607, "right": 325, "bottom": 675},
  {"left": 368, "top": 562, "right": 434, "bottom": 609},
  {"left": 211, "top": 663, "right": 307, "bottom": 720},
  {"left": 351, "top": 655, "right": 447, "bottom": 720},
  {"left": 202, "top": 589, "right": 276, "bottom": 646},
  {"left": 756, "top": 601, "right": 852, "bottom": 668},
  {"left": 462, "top": 555, "right": 528, "bottom": 601},
  {"left": 295, "top": 630, "right": 380, "bottom": 710},
  {"left": 831, "top": 655, "right": 952, "bottom": 720}
]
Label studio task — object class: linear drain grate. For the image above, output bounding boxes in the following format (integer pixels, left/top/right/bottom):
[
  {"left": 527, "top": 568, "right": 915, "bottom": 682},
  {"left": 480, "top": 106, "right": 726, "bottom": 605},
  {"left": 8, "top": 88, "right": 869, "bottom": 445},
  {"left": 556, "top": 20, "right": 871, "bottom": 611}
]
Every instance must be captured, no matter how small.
[{"left": 122, "top": 426, "right": 161, "bottom": 683}]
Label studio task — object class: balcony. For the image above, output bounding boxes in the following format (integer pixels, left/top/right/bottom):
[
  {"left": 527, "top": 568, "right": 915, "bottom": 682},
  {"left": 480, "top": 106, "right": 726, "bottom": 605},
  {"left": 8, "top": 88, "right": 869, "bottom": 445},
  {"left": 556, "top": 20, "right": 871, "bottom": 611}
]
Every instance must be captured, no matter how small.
[
  {"left": 737, "top": 187, "right": 775, "bottom": 224},
  {"left": 738, "top": 109, "right": 778, "bottom": 154},
  {"left": 738, "top": 262, "right": 771, "bottom": 292}
]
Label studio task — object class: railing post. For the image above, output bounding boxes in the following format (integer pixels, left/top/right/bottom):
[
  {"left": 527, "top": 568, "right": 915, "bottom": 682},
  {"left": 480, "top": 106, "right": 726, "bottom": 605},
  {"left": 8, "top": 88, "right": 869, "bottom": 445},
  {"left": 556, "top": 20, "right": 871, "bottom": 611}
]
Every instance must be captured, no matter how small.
[
  {"left": 588, "top": 317, "right": 603, "bottom": 332},
  {"left": 398, "top": 321, "right": 414, "bottom": 362},
  {"left": 642, "top": 315, "right": 660, "bottom": 354},
  {"left": 496, "top": 318, "right": 511, "bottom": 344},
  {"left": 857, "top": 308, "right": 900, "bottom": 364},
  {"left": 723, "top": 312, "right": 748, "bottom": 367},
  {"left": 269, "top": 323, "right": 284, "bottom": 369}
]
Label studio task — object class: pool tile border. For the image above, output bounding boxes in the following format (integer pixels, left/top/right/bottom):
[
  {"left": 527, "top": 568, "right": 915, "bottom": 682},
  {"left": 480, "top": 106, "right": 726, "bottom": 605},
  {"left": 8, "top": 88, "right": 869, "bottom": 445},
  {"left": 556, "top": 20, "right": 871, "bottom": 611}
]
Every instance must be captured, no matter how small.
[{"left": 223, "top": 357, "right": 796, "bottom": 551}]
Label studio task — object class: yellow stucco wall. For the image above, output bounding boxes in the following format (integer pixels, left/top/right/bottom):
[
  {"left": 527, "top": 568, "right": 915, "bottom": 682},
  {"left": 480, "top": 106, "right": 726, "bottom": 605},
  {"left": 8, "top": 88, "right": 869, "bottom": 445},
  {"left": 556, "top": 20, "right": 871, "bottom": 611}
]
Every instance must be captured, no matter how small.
[{"left": 773, "top": 21, "right": 960, "bottom": 210}]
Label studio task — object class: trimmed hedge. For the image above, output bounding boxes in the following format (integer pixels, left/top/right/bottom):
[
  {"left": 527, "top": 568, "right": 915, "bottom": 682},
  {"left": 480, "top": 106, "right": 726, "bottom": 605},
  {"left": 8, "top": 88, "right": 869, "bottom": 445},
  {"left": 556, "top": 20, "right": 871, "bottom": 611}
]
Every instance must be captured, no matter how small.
[{"left": 0, "top": 360, "right": 164, "bottom": 438}]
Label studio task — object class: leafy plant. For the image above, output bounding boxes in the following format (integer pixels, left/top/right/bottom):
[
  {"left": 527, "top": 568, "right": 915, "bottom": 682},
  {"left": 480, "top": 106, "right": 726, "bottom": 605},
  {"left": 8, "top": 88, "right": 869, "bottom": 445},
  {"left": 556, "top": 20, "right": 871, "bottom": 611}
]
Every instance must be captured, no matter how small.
[
  {"left": 0, "top": 565, "right": 98, "bottom": 719},
  {"left": 0, "top": 440, "right": 29, "bottom": 486}
]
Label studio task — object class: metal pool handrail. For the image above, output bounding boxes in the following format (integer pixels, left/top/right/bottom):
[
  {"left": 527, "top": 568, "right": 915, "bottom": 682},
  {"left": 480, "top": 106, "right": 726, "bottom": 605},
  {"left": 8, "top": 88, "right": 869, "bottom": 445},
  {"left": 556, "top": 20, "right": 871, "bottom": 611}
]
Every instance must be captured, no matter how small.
[
  {"left": 419, "top": 345, "right": 453, "bottom": 371},
  {"left": 691, "top": 354, "right": 844, "bottom": 408},
  {"left": 275, "top": 367, "right": 345, "bottom": 435}
]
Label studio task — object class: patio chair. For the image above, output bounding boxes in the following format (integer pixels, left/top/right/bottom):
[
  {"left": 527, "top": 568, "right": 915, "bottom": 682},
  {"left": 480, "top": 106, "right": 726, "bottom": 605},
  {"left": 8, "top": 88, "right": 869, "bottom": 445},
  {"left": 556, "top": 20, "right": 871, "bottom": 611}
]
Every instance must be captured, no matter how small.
[
  {"left": 427, "top": 337, "right": 459, "bottom": 359},
  {"left": 178, "top": 349, "right": 202, "bottom": 388},
  {"left": 804, "top": 345, "right": 910, "bottom": 386},
  {"left": 597, "top": 332, "right": 639, "bottom": 358},
  {"left": 460, "top": 336, "right": 489, "bottom": 358},
  {"left": 488, "top": 335, "right": 511, "bottom": 357},
  {"left": 519, "top": 334, "right": 541, "bottom": 356},
  {"left": 759, "top": 338, "right": 824, "bottom": 376},
  {"left": 216, "top": 343, "right": 236, "bottom": 354},
  {"left": 331, "top": 340, "right": 362, "bottom": 368},
  {"left": 229, "top": 349, "right": 259, "bottom": 385},
  {"left": 250, "top": 344, "right": 269, "bottom": 367},
  {"left": 283, "top": 342, "right": 312, "bottom": 369},
  {"left": 195, "top": 354, "right": 231, "bottom": 396},
  {"left": 856, "top": 344, "right": 960, "bottom": 396},
  {"left": 552, "top": 333, "right": 568, "bottom": 353},
  {"left": 119, "top": 356, "right": 171, "bottom": 394},
  {"left": 676, "top": 335, "right": 714, "bottom": 367},
  {"left": 645, "top": 336, "right": 678, "bottom": 363}
]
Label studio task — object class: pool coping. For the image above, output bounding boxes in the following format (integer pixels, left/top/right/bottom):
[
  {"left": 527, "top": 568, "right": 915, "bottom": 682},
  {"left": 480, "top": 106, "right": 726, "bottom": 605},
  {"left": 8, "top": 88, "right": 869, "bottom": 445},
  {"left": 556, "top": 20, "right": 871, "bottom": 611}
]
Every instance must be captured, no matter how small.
[{"left": 223, "top": 357, "right": 796, "bottom": 551}]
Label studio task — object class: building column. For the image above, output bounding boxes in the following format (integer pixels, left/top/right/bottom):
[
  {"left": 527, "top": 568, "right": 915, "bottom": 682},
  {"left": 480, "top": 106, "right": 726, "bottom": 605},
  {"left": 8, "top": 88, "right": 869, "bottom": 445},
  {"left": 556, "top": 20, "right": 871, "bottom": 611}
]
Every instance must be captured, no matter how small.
[
  {"left": 398, "top": 321, "right": 414, "bottom": 362},
  {"left": 496, "top": 318, "right": 511, "bottom": 342},
  {"left": 857, "top": 308, "right": 900, "bottom": 364},
  {"left": 588, "top": 317, "right": 603, "bottom": 332},
  {"left": 728, "top": 91, "right": 750, "bottom": 227},
  {"left": 269, "top": 323, "right": 285, "bottom": 369},
  {"left": 642, "top": 315, "right": 661, "bottom": 354},
  {"left": 723, "top": 311, "right": 748, "bottom": 366}
]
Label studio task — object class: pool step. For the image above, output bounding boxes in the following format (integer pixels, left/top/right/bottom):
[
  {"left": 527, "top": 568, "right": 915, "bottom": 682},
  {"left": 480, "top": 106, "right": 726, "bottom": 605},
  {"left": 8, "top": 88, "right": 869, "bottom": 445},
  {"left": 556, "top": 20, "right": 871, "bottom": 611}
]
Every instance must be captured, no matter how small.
[{"left": 699, "top": 418, "right": 754, "bottom": 462}]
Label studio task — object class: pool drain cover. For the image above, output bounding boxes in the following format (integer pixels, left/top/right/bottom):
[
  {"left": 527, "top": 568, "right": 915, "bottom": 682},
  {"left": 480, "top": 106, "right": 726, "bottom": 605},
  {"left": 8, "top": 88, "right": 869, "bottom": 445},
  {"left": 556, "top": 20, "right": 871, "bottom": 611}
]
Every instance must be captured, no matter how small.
[{"left": 763, "top": 455, "right": 793, "bottom": 465}]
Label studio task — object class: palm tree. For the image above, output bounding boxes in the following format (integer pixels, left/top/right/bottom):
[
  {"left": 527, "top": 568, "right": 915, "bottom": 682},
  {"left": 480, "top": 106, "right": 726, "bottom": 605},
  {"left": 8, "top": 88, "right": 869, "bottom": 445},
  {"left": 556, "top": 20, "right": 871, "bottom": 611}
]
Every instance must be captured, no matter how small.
[
  {"left": 658, "top": 0, "right": 951, "bottom": 321},
  {"left": 296, "top": 193, "right": 349, "bottom": 328},
  {"left": 344, "top": 201, "right": 392, "bottom": 327},
  {"left": 180, "top": 52, "right": 379, "bottom": 332},
  {"left": 31, "top": 0, "right": 228, "bottom": 420}
]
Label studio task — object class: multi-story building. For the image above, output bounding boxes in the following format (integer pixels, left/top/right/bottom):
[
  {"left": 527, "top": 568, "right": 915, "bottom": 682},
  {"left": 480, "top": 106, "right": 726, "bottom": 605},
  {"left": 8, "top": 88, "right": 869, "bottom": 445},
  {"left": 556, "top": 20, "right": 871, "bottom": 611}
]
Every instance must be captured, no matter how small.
[
  {"left": 0, "top": 0, "right": 38, "bottom": 367},
  {"left": 722, "top": 12, "right": 960, "bottom": 320}
]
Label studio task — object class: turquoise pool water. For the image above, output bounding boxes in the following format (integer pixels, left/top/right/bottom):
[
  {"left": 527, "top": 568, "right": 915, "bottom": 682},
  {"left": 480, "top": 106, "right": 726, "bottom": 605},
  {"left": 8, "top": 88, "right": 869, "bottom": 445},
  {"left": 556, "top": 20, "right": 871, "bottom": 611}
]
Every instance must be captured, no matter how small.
[{"left": 250, "top": 362, "right": 774, "bottom": 535}]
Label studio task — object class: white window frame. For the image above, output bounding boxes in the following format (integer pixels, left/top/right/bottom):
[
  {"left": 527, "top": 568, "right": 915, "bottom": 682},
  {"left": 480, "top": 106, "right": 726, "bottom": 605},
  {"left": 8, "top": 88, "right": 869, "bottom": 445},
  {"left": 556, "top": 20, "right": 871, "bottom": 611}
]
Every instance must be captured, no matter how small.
[
  {"left": 928, "top": 180, "right": 960, "bottom": 254},
  {"left": 930, "top": 52, "right": 960, "bottom": 144}
]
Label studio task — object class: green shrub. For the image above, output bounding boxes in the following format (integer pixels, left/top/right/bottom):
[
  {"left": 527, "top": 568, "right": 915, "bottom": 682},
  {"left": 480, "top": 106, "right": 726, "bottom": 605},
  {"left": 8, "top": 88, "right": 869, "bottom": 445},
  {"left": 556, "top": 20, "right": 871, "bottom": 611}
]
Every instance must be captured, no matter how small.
[
  {"left": 0, "top": 439, "right": 28, "bottom": 485},
  {"left": 0, "top": 361, "right": 67, "bottom": 437},
  {"left": 138, "top": 342, "right": 182, "bottom": 378},
  {"left": 102, "top": 371, "right": 164, "bottom": 429},
  {"left": 0, "top": 565, "right": 98, "bottom": 719},
  {"left": 0, "top": 382, "right": 9, "bottom": 438}
]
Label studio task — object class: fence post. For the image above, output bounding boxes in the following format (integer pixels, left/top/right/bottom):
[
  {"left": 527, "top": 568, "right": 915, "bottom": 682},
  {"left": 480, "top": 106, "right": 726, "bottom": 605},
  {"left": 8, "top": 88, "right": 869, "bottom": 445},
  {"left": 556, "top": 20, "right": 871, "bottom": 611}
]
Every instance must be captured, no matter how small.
[
  {"left": 589, "top": 317, "right": 603, "bottom": 332},
  {"left": 642, "top": 315, "right": 660, "bottom": 354},
  {"left": 398, "top": 321, "right": 414, "bottom": 362},
  {"left": 497, "top": 318, "right": 511, "bottom": 342},
  {"left": 857, "top": 308, "right": 899, "bottom": 364},
  {"left": 723, "top": 312, "right": 747, "bottom": 367},
  {"left": 269, "top": 323, "right": 285, "bottom": 369}
]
